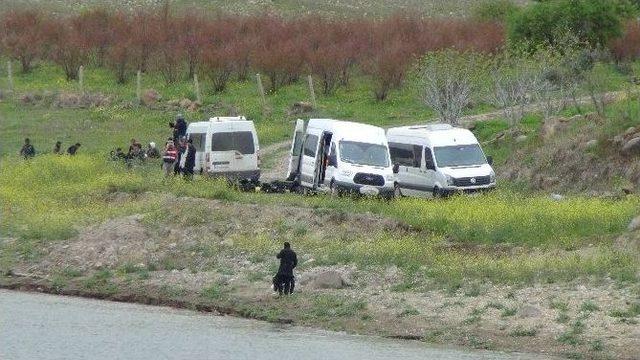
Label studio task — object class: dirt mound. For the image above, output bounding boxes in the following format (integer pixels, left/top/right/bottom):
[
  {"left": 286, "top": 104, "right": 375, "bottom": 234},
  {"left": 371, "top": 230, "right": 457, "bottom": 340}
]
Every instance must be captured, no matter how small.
[{"left": 42, "top": 214, "right": 154, "bottom": 271}]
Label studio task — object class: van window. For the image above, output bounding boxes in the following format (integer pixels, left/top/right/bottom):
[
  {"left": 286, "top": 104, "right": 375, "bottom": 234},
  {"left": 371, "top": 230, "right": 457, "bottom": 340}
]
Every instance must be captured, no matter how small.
[
  {"left": 211, "top": 131, "right": 255, "bottom": 154},
  {"left": 434, "top": 144, "right": 486, "bottom": 167},
  {"left": 389, "top": 142, "right": 421, "bottom": 168},
  {"left": 189, "top": 133, "right": 206, "bottom": 152},
  {"left": 303, "top": 134, "right": 319, "bottom": 157},
  {"left": 424, "top": 147, "right": 435, "bottom": 168}
]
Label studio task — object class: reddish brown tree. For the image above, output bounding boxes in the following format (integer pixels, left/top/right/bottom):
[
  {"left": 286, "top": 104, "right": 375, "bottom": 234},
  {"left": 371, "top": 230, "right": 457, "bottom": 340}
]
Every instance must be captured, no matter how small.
[
  {"left": 612, "top": 21, "right": 640, "bottom": 61},
  {"left": 75, "top": 9, "right": 115, "bottom": 66},
  {"left": 47, "top": 17, "right": 91, "bottom": 81},
  {"left": 178, "top": 12, "right": 210, "bottom": 80},
  {"left": 202, "top": 44, "right": 235, "bottom": 93},
  {"left": 130, "top": 10, "right": 160, "bottom": 73},
  {"left": 106, "top": 13, "right": 134, "bottom": 84},
  {"left": 0, "top": 10, "right": 46, "bottom": 73}
]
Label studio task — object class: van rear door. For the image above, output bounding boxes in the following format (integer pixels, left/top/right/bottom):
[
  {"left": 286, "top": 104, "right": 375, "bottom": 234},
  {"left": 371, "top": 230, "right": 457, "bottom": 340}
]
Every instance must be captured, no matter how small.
[
  {"left": 286, "top": 119, "right": 305, "bottom": 181},
  {"left": 210, "top": 131, "right": 257, "bottom": 175}
]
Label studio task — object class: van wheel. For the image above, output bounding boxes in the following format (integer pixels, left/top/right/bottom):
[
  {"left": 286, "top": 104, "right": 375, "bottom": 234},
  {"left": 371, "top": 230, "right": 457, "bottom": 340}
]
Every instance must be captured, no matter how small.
[
  {"left": 302, "top": 187, "right": 311, "bottom": 196},
  {"left": 433, "top": 187, "right": 444, "bottom": 199},
  {"left": 393, "top": 183, "right": 402, "bottom": 198}
]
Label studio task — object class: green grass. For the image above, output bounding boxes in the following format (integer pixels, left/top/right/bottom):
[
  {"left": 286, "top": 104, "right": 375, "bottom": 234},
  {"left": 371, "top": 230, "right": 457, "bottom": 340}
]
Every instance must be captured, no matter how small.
[{"left": 1, "top": 155, "right": 638, "bottom": 286}]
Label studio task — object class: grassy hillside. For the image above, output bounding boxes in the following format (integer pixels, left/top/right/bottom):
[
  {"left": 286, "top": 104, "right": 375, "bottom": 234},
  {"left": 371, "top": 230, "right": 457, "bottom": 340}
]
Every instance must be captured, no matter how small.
[{"left": 1, "top": 0, "right": 531, "bottom": 18}]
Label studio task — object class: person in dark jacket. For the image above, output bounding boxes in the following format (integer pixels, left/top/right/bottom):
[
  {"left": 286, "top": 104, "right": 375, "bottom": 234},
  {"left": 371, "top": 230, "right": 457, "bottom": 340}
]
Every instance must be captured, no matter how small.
[
  {"left": 174, "top": 115, "right": 187, "bottom": 141},
  {"left": 67, "top": 143, "right": 81, "bottom": 155},
  {"left": 20, "top": 138, "right": 36, "bottom": 159},
  {"left": 273, "top": 242, "right": 298, "bottom": 295},
  {"left": 183, "top": 138, "right": 196, "bottom": 180},
  {"left": 53, "top": 141, "right": 62, "bottom": 155}
]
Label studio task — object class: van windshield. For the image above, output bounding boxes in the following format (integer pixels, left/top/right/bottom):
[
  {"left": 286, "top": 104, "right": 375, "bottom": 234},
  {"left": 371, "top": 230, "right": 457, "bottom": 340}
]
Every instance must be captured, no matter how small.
[
  {"left": 339, "top": 141, "right": 389, "bottom": 167},
  {"left": 434, "top": 144, "right": 486, "bottom": 167}
]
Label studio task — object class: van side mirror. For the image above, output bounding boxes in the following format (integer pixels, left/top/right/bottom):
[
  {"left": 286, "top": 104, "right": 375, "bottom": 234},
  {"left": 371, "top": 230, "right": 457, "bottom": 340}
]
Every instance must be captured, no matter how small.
[
  {"left": 392, "top": 163, "right": 399, "bottom": 174},
  {"left": 487, "top": 155, "right": 493, "bottom": 165}
]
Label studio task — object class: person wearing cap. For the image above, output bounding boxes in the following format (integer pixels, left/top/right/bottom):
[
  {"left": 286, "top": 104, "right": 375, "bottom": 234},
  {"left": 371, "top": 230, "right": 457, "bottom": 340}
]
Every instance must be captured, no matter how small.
[
  {"left": 146, "top": 142, "right": 160, "bottom": 158},
  {"left": 20, "top": 138, "right": 36, "bottom": 159}
]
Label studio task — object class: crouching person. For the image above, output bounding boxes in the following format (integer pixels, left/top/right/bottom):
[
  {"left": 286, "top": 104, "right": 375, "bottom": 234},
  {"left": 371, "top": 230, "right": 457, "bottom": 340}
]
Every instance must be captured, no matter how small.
[{"left": 274, "top": 242, "right": 297, "bottom": 295}]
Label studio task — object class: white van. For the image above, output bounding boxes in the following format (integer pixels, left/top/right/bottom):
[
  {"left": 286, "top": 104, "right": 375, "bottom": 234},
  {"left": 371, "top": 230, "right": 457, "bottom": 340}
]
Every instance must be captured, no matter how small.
[
  {"left": 386, "top": 123, "right": 495, "bottom": 197},
  {"left": 287, "top": 119, "right": 395, "bottom": 198},
  {"left": 186, "top": 116, "right": 260, "bottom": 182}
]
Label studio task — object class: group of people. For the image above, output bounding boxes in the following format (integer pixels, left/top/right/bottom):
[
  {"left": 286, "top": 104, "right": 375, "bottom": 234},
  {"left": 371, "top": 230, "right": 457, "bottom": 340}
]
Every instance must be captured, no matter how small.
[
  {"left": 161, "top": 114, "right": 197, "bottom": 179},
  {"left": 20, "top": 138, "right": 81, "bottom": 159},
  {"left": 110, "top": 139, "right": 160, "bottom": 164}
]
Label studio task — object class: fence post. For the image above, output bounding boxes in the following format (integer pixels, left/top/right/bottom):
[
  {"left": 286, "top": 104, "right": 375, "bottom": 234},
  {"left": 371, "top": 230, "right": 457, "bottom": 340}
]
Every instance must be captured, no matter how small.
[
  {"left": 256, "top": 73, "right": 266, "bottom": 110},
  {"left": 136, "top": 70, "right": 142, "bottom": 104},
  {"left": 78, "top": 65, "right": 84, "bottom": 94},
  {"left": 7, "top": 60, "right": 13, "bottom": 93},
  {"left": 307, "top": 74, "right": 317, "bottom": 108},
  {"left": 194, "top": 73, "right": 202, "bottom": 104}
]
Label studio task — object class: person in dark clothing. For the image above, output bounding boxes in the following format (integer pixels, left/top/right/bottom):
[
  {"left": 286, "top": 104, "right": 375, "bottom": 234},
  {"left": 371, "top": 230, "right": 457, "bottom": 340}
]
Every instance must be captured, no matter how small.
[
  {"left": 274, "top": 242, "right": 298, "bottom": 295},
  {"left": 20, "top": 138, "right": 36, "bottom": 159},
  {"left": 174, "top": 115, "right": 187, "bottom": 142},
  {"left": 174, "top": 137, "right": 186, "bottom": 175},
  {"left": 67, "top": 143, "right": 81, "bottom": 155},
  {"left": 53, "top": 141, "right": 62, "bottom": 155},
  {"left": 183, "top": 138, "right": 196, "bottom": 180}
]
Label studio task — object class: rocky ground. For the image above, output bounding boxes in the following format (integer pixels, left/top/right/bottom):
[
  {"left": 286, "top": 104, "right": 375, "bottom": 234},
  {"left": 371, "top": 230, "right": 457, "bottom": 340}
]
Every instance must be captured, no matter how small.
[{"left": 2, "top": 193, "right": 639, "bottom": 359}]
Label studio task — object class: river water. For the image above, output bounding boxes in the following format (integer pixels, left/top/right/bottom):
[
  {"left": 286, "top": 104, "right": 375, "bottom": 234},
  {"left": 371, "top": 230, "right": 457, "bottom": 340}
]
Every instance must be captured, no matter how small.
[{"left": 0, "top": 290, "right": 553, "bottom": 360}]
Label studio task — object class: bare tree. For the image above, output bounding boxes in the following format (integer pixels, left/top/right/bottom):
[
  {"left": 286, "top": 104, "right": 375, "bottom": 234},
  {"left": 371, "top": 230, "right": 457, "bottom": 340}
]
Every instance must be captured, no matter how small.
[{"left": 421, "top": 50, "right": 479, "bottom": 126}]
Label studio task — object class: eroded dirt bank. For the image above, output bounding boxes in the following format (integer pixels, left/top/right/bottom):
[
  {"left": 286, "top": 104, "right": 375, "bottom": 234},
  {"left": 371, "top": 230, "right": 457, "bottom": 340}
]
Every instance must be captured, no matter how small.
[{"left": 2, "top": 194, "right": 639, "bottom": 360}]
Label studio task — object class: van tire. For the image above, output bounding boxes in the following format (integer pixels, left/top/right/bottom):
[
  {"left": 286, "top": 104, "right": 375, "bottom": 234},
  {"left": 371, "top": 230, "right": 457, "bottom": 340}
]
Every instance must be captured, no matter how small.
[
  {"left": 433, "top": 187, "right": 444, "bottom": 199},
  {"left": 393, "top": 183, "right": 402, "bottom": 198}
]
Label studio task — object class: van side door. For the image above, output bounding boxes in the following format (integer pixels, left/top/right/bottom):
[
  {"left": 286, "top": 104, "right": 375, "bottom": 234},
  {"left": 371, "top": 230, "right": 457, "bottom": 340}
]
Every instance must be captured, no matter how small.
[
  {"left": 423, "top": 146, "right": 438, "bottom": 191},
  {"left": 389, "top": 142, "right": 421, "bottom": 195},
  {"left": 286, "top": 119, "right": 305, "bottom": 181},
  {"left": 188, "top": 132, "right": 206, "bottom": 172},
  {"left": 300, "top": 132, "right": 320, "bottom": 188}
]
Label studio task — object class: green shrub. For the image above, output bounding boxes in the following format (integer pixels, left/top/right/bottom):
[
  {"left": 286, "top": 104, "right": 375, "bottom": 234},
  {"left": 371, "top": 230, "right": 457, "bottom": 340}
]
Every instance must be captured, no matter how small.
[{"left": 508, "top": 0, "right": 631, "bottom": 51}]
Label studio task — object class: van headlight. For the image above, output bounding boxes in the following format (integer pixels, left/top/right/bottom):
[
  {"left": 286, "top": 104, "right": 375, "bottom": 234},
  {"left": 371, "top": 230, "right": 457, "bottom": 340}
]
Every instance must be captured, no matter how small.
[
  {"left": 490, "top": 171, "right": 496, "bottom": 183},
  {"left": 446, "top": 174, "right": 455, "bottom": 186}
]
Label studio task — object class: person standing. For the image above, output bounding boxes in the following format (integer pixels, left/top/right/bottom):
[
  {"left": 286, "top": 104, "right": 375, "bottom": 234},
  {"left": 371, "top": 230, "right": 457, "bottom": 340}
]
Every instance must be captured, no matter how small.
[
  {"left": 274, "top": 242, "right": 298, "bottom": 295},
  {"left": 53, "top": 141, "right": 62, "bottom": 155},
  {"left": 183, "top": 138, "right": 196, "bottom": 180},
  {"left": 174, "top": 114, "right": 187, "bottom": 142},
  {"left": 162, "top": 141, "right": 178, "bottom": 177},
  {"left": 174, "top": 137, "right": 186, "bottom": 175},
  {"left": 20, "top": 138, "right": 36, "bottom": 159},
  {"left": 67, "top": 143, "right": 81, "bottom": 155}
]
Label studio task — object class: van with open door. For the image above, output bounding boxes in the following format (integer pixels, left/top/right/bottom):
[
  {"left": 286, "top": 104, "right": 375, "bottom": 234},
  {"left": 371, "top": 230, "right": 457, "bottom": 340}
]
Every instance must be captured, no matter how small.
[
  {"left": 387, "top": 123, "right": 495, "bottom": 198},
  {"left": 186, "top": 116, "right": 260, "bottom": 183},
  {"left": 286, "top": 119, "right": 395, "bottom": 198}
]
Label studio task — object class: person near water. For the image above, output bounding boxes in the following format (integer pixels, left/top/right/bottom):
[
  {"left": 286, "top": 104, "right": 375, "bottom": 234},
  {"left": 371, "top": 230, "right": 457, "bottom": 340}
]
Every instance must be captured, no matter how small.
[
  {"left": 53, "top": 141, "right": 62, "bottom": 155},
  {"left": 67, "top": 143, "right": 81, "bottom": 155},
  {"left": 146, "top": 142, "right": 160, "bottom": 158},
  {"left": 273, "top": 242, "right": 298, "bottom": 295},
  {"left": 182, "top": 138, "right": 196, "bottom": 180},
  {"left": 162, "top": 141, "right": 178, "bottom": 177},
  {"left": 20, "top": 138, "right": 36, "bottom": 159}
]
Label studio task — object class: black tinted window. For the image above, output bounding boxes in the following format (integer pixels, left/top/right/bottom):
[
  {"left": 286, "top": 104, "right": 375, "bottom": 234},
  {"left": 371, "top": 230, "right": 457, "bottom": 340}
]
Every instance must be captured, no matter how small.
[
  {"left": 211, "top": 131, "right": 255, "bottom": 154},
  {"left": 189, "top": 133, "right": 206, "bottom": 152},
  {"left": 304, "top": 134, "right": 319, "bottom": 157},
  {"left": 389, "top": 142, "right": 421, "bottom": 168}
]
